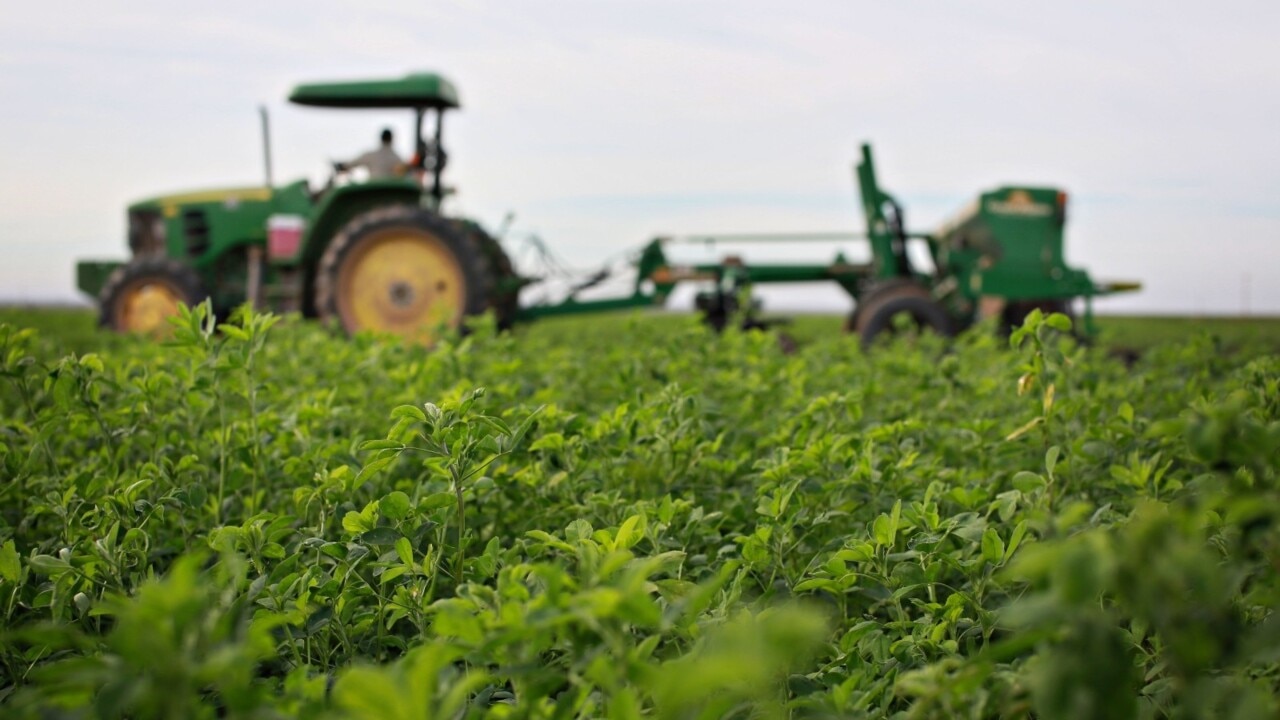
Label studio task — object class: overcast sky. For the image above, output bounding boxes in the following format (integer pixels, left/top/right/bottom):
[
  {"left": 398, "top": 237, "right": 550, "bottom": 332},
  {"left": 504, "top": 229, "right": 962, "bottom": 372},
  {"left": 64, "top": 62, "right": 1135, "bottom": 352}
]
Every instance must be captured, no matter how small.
[{"left": 1, "top": 0, "right": 1277, "bottom": 315}]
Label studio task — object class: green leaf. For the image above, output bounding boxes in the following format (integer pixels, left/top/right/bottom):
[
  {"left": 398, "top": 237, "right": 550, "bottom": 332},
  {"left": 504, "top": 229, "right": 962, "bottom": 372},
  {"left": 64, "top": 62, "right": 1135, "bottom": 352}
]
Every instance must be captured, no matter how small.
[
  {"left": 1012, "top": 471, "right": 1046, "bottom": 494},
  {"left": 320, "top": 542, "right": 348, "bottom": 560},
  {"left": 509, "top": 405, "right": 545, "bottom": 447},
  {"left": 360, "top": 527, "right": 401, "bottom": 546},
  {"left": 1045, "top": 446, "right": 1061, "bottom": 476},
  {"left": 0, "top": 540, "right": 20, "bottom": 583},
  {"left": 331, "top": 668, "right": 400, "bottom": 716},
  {"left": 474, "top": 415, "right": 512, "bottom": 437},
  {"left": 525, "top": 530, "right": 574, "bottom": 552},
  {"left": 395, "top": 537, "right": 414, "bottom": 566},
  {"left": 1117, "top": 402, "right": 1134, "bottom": 424},
  {"left": 565, "top": 519, "right": 593, "bottom": 542},
  {"left": 306, "top": 606, "right": 334, "bottom": 635},
  {"left": 981, "top": 528, "right": 1005, "bottom": 565},
  {"left": 1010, "top": 310, "right": 1041, "bottom": 347},
  {"left": 1045, "top": 312, "right": 1073, "bottom": 332},
  {"left": 350, "top": 454, "right": 397, "bottom": 490},
  {"left": 78, "top": 353, "right": 104, "bottom": 374},
  {"left": 614, "top": 514, "right": 645, "bottom": 551},
  {"left": 836, "top": 544, "right": 874, "bottom": 563},
  {"left": 873, "top": 500, "right": 902, "bottom": 547},
  {"left": 342, "top": 511, "right": 373, "bottom": 535},
  {"left": 529, "top": 432, "right": 565, "bottom": 452},
  {"left": 28, "top": 554, "right": 71, "bottom": 576},
  {"left": 617, "top": 592, "right": 662, "bottom": 627},
  {"left": 793, "top": 578, "right": 839, "bottom": 593},
  {"left": 379, "top": 491, "right": 411, "bottom": 521},
  {"left": 423, "top": 402, "right": 442, "bottom": 422},
  {"left": 419, "top": 492, "right": 456, "bottom": 511},
  {"left": 390, "top": 405, "right": 428, "bottom": 422},
  {"left": 1004, "top": 521, "right": 1029, "bottom": 563}
]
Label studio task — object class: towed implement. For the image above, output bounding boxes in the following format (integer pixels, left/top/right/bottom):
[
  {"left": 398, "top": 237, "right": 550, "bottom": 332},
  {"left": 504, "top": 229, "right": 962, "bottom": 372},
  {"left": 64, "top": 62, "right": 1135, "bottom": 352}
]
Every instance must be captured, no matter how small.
[
  {"left": 534, "top": 142, "right": 1140, "bottom": 344},
  {"left": 77, "top": 72, "right": 1138, "bottom": 345}
]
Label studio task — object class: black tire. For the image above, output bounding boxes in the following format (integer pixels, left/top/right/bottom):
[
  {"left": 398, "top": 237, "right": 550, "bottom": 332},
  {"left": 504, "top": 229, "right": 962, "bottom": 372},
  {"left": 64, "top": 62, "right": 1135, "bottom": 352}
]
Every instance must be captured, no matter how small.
[
  {"left": 851, "top": 281, "right": 954, "bottom": 348},
  {"left": 843, "top": 277, "right": 920, "bottom": 333},
  {"left": 98, "top": 257, "right": 206, "bottom": 334},
  {"left": 314, "top": 205, "right": 494, "bottom": 340},
  {"left": 455, "top": 221, "right": 520, "bottom": 331}
]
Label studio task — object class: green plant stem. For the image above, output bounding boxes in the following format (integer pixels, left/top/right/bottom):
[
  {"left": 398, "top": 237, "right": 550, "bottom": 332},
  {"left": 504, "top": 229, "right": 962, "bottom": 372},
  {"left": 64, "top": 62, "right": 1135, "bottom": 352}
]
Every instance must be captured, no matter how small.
[{"left": 453, "top": 468, "right": 466, "bottom": 588}]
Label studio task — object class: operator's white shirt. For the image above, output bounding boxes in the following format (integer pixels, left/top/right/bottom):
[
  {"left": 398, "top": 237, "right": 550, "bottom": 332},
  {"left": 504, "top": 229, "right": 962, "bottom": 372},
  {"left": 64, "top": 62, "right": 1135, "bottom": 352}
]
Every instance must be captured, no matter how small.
[{"left": 349, "top": 145, "right": 404, "bottom": 180}]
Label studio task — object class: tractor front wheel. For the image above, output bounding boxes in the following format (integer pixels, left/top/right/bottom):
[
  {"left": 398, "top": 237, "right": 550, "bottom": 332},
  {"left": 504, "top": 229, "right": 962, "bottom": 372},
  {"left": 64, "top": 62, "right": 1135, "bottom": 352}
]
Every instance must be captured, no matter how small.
[
  {"left": 314, "top": 206, "right": 494, "bottom": 343},
  {"left": 98, "top": 257, "right": 206, "bottom": 336},
  {"left": 849, "top": 281, "right": 954, "bottom": 348}
]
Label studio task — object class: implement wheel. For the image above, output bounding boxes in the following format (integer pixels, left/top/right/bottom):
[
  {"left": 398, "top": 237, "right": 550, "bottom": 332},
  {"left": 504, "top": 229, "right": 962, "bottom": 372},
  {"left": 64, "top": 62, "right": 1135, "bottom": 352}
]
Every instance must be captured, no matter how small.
[
  {"left": 848, "top": 280, "right": 954, "bottom": 348},
  {"left": 98, "top": 257, "right": 205, "bottom": 336},
  {"left": 315, "top": 206, "right": 493, "bottom": 343}
]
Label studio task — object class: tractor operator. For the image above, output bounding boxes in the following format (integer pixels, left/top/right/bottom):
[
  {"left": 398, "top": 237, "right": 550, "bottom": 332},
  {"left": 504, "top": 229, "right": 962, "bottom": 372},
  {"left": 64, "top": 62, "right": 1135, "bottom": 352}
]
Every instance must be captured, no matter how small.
[{"left": 336, "top": 128, "right": 405, "bottom": 180}]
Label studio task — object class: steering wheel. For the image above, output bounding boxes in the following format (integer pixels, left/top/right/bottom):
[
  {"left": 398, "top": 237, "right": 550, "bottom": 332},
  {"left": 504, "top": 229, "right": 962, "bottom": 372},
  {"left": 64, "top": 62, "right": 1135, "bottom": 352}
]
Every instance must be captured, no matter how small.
[{"left": 320, "top": 160, "right": 351, "bottom": 193}]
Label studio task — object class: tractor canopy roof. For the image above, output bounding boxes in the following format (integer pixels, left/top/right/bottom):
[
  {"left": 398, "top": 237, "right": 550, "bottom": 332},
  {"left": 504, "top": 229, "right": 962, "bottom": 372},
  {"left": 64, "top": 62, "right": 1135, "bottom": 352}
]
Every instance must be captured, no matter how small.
[{"left": 288, "top": 72, "right": 460, "bottom": 110}]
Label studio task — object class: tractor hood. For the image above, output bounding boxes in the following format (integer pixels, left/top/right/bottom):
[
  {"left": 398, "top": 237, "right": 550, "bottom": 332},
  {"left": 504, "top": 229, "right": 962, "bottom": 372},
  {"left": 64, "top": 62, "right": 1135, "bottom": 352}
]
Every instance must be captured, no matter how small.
[
  {"left": 288, "top": 72, "right": 460, "bottom": 110},
  {"left": 128, "top": 186, "right": 274, "bottom": 215},
  {"left": 119, "top": 180, "right": 313, "bottom": 269}
]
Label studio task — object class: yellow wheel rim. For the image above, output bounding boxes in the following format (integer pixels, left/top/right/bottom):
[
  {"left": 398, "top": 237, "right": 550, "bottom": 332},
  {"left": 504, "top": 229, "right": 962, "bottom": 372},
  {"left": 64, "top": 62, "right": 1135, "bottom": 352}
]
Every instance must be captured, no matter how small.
[
  {"left": 336, "top": 229, "right": 466, "bottom": 343},
  {"left": 116, "top": 281, "right": 183, "bottom": 335}
]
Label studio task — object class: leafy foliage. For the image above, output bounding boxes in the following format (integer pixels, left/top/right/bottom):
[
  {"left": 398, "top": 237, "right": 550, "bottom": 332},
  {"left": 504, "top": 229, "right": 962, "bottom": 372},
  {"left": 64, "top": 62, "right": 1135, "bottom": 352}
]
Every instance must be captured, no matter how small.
[{"left": 0, "top": 306, "right": 1277, "bottom": 718}]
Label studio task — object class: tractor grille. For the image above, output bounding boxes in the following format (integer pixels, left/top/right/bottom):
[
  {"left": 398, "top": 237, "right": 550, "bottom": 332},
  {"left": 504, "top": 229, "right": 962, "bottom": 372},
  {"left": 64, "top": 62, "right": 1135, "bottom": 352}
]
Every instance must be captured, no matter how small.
[
  {"left": 127, "top": 210, "right": 166, "bottom": 256},
  {"left": 182, "top": 209, "right": 211, "bottom": 257}
]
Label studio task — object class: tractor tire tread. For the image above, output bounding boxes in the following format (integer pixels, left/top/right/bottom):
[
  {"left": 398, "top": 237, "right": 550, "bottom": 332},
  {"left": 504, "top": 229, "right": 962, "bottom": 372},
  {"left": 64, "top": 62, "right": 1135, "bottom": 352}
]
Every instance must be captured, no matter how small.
[
  {"left": 97, "top": 256, "right": 206, "bottom": 330},
  {"left": 850, "top": 280, "right": 953, "bottom": 348},
  {"left": 844, "top": 277, "right": 926, "bottom": 332},
  {"left": 453, "top": 220, "right": 519, "bottom": 330}
]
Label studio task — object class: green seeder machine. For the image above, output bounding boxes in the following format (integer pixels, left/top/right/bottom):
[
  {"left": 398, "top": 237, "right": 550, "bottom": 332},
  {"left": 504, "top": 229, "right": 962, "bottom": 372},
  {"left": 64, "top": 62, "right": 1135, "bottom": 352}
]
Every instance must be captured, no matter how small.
[{"left": 76, "top": 71, "right": 1138, "bottom": 346}]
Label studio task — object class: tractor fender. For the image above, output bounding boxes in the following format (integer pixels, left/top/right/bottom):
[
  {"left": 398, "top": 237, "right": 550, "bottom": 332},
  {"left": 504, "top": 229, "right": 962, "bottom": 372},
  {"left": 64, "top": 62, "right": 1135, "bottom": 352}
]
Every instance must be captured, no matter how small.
[{"left": 299, "top": 182, "right": 421, "bottom": 316}]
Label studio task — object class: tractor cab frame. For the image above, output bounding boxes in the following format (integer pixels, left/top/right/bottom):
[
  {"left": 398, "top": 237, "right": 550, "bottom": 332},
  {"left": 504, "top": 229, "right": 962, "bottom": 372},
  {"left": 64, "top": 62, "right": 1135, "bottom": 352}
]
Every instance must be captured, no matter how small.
[{"left": 288, "top": 72, "right": 459, "bottom": 207}]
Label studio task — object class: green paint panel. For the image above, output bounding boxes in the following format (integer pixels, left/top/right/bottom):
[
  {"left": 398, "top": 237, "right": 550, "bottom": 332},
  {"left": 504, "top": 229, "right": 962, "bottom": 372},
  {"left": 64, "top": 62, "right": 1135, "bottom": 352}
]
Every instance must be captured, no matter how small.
[{"left": 934, "top": 185, "right": 1095, "bottom": 301}]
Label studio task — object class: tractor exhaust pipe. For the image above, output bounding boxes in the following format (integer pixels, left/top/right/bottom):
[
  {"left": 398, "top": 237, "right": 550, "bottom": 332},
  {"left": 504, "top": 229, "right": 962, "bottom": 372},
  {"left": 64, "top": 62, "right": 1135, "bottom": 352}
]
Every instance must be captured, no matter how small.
[
  {"left": 248, "top": 105, "right": 273, "bottom": 310},
  {"left": 259, "top": 105, "right": 274, "bottom": 187}
]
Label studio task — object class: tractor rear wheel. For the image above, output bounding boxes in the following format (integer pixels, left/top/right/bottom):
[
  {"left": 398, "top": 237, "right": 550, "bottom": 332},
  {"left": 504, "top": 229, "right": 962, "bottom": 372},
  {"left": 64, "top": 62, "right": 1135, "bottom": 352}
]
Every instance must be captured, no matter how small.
[
  {"left": 849, "top": 281, "right": 954, "bottom": 348},
  {"left": 314, "top": 206, "right": 494, "bottom": 343},
  {"left": 98, "top": 257, "right": 206, "bottom": 336},
  {"left": 456, "top": 222, "right": 520, "bottom": 330}
]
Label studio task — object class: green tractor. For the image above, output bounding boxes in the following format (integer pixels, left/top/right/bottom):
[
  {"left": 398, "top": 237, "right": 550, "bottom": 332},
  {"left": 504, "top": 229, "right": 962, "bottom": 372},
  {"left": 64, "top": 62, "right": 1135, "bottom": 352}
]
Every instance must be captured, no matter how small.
[{"left": 77, "top": 72, "right": 520, "bottom": 342}]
